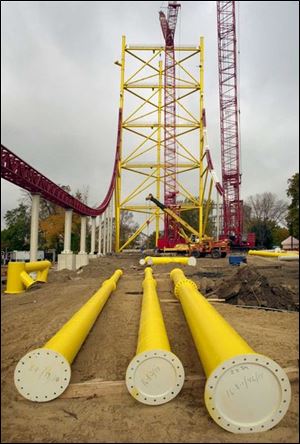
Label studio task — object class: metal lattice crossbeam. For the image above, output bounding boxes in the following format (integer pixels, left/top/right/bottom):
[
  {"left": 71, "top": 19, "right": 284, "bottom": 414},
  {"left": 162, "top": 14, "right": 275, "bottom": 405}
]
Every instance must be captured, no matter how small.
[{"left": 217, "top": 1, "right": 242, "bottom": 240}]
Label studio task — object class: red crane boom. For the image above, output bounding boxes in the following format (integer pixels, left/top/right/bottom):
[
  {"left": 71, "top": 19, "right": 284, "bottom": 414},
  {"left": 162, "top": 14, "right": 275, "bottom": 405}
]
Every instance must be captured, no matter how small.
[
  {"left": 159, "top": 1, "right": 182, "bottom": 248},
  {"left": 217, "top": 1, "right": 243, "bottom": 245}
]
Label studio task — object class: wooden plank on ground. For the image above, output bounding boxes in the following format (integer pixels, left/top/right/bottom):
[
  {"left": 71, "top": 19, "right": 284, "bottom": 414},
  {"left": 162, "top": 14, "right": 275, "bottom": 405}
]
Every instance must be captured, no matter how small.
[
  {"left": 60, "top": 366, "right": 298, "bottom": 399},
  {"left": 160, "top": 298, "right": 225, "bottom": 303}
]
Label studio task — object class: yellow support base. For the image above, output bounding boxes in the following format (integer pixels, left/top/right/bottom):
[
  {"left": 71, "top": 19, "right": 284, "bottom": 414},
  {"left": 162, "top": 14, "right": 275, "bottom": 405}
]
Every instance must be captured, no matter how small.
[{"left": 5, "top": 261, "right": 51, "bottom": 294}]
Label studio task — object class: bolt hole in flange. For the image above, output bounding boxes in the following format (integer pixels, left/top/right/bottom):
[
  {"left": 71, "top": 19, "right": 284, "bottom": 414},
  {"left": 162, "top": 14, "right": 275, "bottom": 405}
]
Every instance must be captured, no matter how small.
[
  {"left": 204, "top": 354, "right": 292, "bottom": 433},
  {"left": 125, "top": 350, "right": 185, "bottom": 406},
  {"left": 14, "top": 348, "right": 71, "bottom": 402}
]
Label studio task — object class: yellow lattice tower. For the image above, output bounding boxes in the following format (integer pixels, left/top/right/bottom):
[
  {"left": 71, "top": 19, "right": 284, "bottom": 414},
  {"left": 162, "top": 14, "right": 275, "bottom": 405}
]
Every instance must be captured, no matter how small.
[{"left": 114, "top": 36, "right": 217, "bottom": 252}]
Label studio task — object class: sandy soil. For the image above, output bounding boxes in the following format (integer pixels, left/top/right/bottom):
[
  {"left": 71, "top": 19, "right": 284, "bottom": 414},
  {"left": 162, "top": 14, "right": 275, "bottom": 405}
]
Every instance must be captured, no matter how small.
[{"left": 1, "top": 253, "right": 299, "bottom": 443}]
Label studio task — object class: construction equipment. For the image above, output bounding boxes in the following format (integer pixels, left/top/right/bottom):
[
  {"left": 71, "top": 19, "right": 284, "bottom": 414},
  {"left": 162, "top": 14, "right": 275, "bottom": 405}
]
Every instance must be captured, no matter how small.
[
  {"left": 146, "top": 193, "right": 230, "bottom": 258},
  {"left": 158, "top": 1, "right": 183, "bottom": 248},
  {"left": 216, "top": 1, "right": 255, "bottom": 250}
]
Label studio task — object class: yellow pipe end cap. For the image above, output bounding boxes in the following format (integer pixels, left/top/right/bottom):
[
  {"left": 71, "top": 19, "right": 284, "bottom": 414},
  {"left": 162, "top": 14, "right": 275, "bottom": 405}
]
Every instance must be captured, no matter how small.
[
  {"left": 204, "top": 354, "right": 291, "bottom": 434},
  {"left": 125, "top": 349, "right": 185, "bottom": 405},
  {"left": 14, "top": 348, "right": 71, "bottom": 402}
]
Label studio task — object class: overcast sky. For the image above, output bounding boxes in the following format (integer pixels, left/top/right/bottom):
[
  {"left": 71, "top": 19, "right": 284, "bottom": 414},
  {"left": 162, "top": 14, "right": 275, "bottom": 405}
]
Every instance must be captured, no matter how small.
[{"left": 1, "top": 1, "right": 299, "bottom": 229}]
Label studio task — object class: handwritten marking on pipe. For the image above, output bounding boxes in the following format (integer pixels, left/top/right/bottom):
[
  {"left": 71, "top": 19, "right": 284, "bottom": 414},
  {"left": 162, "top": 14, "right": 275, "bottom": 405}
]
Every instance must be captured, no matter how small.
[
  {"left": 229, "top": 365, "right": 249, "bottom": 375},
  {"left": 28, "top": 363, "right": 61, "bottom": 383},
  {"left": 226, "top": 371, "right": 264, "bottom": 399},
  {"left": 141, "top": 366, "right": 161, "bottom": 386}
]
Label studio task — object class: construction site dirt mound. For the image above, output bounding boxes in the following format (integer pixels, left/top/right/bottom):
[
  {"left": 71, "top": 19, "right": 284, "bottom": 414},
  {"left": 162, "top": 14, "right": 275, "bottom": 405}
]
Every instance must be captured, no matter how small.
[{"left": 215, "top": 265, "right": 298, "bottom": 311}]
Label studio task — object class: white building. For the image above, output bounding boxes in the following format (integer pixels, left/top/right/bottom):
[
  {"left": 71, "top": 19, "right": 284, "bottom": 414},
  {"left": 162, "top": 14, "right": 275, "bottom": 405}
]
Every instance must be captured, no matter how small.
[{"left": 281, "top": 236, "right": 299, "bottom": 251}]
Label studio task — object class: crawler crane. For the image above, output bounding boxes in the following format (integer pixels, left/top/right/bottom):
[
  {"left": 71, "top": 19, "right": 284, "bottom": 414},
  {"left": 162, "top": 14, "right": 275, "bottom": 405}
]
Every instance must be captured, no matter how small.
[{"left": 146, "top": 194, "right": 230, "bottom": 258}]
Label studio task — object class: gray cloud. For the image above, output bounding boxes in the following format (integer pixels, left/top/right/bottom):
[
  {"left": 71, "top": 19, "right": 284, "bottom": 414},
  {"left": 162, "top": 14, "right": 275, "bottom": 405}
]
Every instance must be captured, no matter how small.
[{"left": 1, "top": 1, "right": 299, "bottom": 228}]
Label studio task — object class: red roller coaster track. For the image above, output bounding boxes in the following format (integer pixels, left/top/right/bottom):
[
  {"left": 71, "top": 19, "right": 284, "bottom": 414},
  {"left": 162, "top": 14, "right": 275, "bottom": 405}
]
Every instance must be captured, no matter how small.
[{"left": 1, "top": 110, "right": 122, "bottom": 216}]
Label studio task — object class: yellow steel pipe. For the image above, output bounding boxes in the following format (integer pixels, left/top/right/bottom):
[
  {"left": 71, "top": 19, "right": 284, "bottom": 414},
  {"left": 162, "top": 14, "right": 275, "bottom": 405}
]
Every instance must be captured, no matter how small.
[
  {"left": 139, "top": 256, "right": 196, "bottom": 266},
  {"left": 25, "top": 260, "right": 51, "bottom": 283},
  {"left": 14, "top": 269, "right": 123, "bottom": 402},
  {"left": 126, "top": 267, "right": 184, "bottom": 405},
  {"left": 248, "top": 250, "right": 298, "bottom": 258},
  {"left": 170, "top": 268, "right": 291, "bottom": 434},
  {"left": 24, "top": 260, "right": 52, "bottom": 272}
]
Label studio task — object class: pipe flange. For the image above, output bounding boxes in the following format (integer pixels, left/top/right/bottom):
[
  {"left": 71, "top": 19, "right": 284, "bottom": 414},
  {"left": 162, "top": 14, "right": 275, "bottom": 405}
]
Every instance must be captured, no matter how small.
[
  {"left": 14, "top": 348, "right": 71, "bottom": 402},
  {"left": 126, "top": 349, "right": 185, "bottom": 405},
  {"left": 204, "top": 353, "right": 292, "bottom": 433},
  {"left": 174, "top": 278, "right": 198, "bottom": 299}
]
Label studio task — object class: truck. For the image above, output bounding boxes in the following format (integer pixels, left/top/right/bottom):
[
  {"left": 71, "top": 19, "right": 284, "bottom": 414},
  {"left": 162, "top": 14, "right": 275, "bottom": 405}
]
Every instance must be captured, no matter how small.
[{"left": 146, "top": 194, "right": 230, "bottom": 258}]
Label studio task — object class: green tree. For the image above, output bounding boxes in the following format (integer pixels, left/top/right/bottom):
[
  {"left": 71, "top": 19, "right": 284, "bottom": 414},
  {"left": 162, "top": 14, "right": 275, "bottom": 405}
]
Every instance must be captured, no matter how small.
[
  {"left": 245, "top": 192, "right": 288, "bottom": 247},
  {"left": 247, "top": 221, "right": 273, "bottom": 248},
  {"left": 2, "top": 185, "right": 89, "bottom": 254},
  {"left": 146, "top": 230, "right": 159, "bottom": 249},
  {"left": 120, "top": 211, "right": 139, "bottom": 247},
  {"left": 1, "top": 203, "right": 31, "bottom": 250},
  {"left": 286, "top": 173, "right": 299, "bottom": 239},
  {"left": 179, "top": 198, "right": 214, "bottom": 237},
  {"left": 271, "top": 226, "right": 289, "bottom": 247},
  {"left": 246, "top": 192, "right": 288, "bottom": 226}
]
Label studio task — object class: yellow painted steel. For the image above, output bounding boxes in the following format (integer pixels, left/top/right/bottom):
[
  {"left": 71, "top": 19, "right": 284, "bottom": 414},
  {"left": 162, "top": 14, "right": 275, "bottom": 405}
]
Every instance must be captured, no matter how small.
[
  {"left": 136, "top": 267, "right": 170, "bottom": 354},
  {"left": 248, "top": 250, "right": 299, "bottom": 258},
  {"left": 115, "top": 36, "right": 214, "bottom": 252},
  {"left": 25, "top": 260, "right": 51, "bottom": 283},
  {"left": 156, "top": 60, "right": 162, "bottom": 246},
  {"left": 115, "top": 35, "right": 126, "bottom": 252},
  {"left": 170, "top": 268, "right": 292, "bottom": 433},
  {"left": 5, "top": 260, "right": 51, "bottom": 294},
  {"left": 20, "top": 269, "right": 36, "bottom": 289},
  {"left": 125, "top": 267, "right": 185, "bottom": 405},
  {"left": 170, "top": 268, "right": 254, "bottom": 376},
  {"left": 199, "top": 37, "right": 204, "bottom": 239},
  {"left": 140, "top": 256, "right": 196, "bottom": 266},
  {"left": 5, "top": 263, "right": 25, "bottom": 294},
  {"left": 44, "top": 269, "right": 123, "bottom": 364},
  {"left": 14, "top": 270, "right": 123, "bottom": 402},
  {"left": 24, "top": 260, "right": 51, "bottom": 272},
  {"left": 36, "top": 266, "right": 50, "bottom": 283}
]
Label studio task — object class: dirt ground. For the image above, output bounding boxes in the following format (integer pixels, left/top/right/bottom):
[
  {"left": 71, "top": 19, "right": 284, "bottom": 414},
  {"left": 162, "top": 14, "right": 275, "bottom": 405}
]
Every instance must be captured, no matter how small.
[{"left": 1, "top": 253, "right": 299, "bottom": 443}]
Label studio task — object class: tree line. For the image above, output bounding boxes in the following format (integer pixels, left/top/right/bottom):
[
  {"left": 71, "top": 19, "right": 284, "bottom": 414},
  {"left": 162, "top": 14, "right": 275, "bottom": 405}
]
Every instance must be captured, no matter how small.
[{"left": 1, "top": 173, "right": 298, "bottom": 252}]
